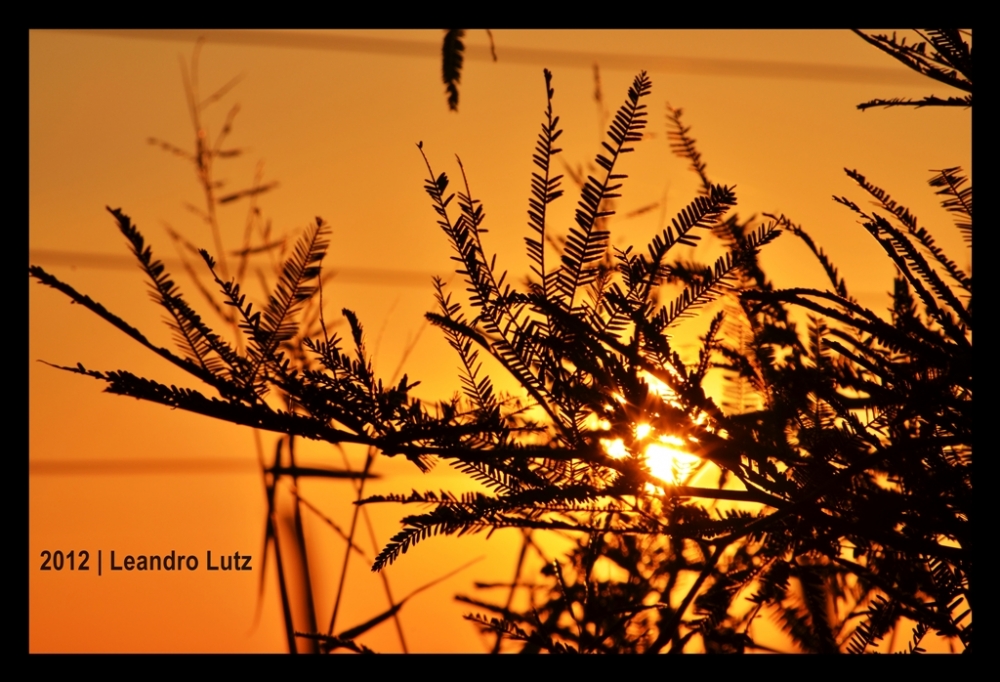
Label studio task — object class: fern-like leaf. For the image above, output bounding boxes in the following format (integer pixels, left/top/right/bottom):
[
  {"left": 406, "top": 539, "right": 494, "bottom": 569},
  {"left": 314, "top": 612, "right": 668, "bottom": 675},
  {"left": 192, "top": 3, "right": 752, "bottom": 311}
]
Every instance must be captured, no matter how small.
[
  {"left": 665, "top": 103, "right": 711, "bottom": 195},
  {"left": 525, "top": 68, "right": 565, "bottom": 311},
  {"left": 929, "top": 166, "right": 972, "bottom": 246},
  {"left": 652, "top": 222, "right": 780, "bottom": 332},
  {"left": 107, "top": 207, "right": 248, "bottom": 389},
  {"left": 843, "top": 169, "right": 971, "bottom": 295},
  {"left": 554, "top": 72, "right": 651, "bottom": 311},
  {"left": 442, "top": 29, "right": 464, "bottom": 111},
  {"left": 853, "top": 30, "right": 972, "bottom": 112}
]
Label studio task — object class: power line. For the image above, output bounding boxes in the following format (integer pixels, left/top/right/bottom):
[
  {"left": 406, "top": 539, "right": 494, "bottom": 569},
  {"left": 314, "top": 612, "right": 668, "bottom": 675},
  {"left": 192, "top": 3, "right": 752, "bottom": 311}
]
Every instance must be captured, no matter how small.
[
  {"left": 29, "top": 248, "right": 892, "bottom": 303},
  {"left": 29, "top": 458, "right": 260, "bottom": 475},
  {"left": 30, "top": 458, "right": 381, "bottom": 477},
  {"left": 29, "top": 249, "right": 440, "bottom": 288},
  {"left": 60, "top": 29, "right": 927, "bottom": 87}
]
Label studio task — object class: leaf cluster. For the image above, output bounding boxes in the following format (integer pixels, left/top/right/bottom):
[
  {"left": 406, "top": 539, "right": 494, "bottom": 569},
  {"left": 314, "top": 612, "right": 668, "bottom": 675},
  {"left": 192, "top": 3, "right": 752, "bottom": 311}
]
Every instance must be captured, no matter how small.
[
  {"left": 853, "top": 29, "right": 971, "bottom": 110},
  {"left": 402, "top": 56, "right": 971, "bottom": 652}
]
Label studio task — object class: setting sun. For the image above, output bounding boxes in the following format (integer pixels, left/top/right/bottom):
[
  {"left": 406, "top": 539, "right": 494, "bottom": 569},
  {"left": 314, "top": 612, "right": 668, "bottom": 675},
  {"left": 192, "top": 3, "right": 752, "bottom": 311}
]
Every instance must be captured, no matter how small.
[
  {"left": 644, "top": 436, "right": 701, "bottom": 485},
  {"left": 600, "top": 423, "right": 702, "bottom": 486}
]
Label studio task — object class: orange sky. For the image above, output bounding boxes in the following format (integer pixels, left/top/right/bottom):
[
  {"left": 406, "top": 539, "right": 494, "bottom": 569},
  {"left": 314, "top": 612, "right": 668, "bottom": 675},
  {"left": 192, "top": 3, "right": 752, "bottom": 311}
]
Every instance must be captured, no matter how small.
[{"left": 29, "top": 29, "right": 971, "bottom": 652}]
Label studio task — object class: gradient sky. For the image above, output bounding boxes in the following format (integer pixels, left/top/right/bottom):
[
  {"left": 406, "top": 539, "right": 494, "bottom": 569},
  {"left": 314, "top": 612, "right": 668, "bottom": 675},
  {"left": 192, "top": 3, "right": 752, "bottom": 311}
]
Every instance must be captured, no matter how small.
[{"left": 29, "top": 29, "right": 971, "bottom": 652}]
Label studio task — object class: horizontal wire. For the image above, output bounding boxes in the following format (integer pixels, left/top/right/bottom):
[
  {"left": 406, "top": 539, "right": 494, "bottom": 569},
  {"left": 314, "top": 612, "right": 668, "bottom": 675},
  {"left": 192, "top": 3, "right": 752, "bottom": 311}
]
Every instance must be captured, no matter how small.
[
  {"left": 30, "top": 459, "right": 379, "bottom": 477},
  {"left": 57, "top": 29, "right": 929, "bottom": 87},
  {"left": 29, "top": 249, "right": 439, "bottom": 288},
  {"left": 27, "top": 249, "right": 897, "bottom": 303},
  {"left": 30, "top": 458, "right": 260, "bottom": 475}
]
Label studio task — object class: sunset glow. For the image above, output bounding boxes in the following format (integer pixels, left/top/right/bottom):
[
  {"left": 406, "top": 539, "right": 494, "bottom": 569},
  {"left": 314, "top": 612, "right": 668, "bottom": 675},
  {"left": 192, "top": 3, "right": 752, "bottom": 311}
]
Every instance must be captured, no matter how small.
[
  {"left": 644, "top": 436, "right": 701, "bottom": 485},
  {"left": 600, "top": 423, "right": 702, "bottom": 486},
  {"left": 29, "top": 29, "right": 969, "bottom": 653}
]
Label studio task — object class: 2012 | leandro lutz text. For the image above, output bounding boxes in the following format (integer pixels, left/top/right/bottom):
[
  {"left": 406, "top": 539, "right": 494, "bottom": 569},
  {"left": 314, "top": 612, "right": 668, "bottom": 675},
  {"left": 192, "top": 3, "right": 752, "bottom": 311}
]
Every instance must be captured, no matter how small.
[{"left": 38, "top": 549, "right": 252, "bottom": 574}]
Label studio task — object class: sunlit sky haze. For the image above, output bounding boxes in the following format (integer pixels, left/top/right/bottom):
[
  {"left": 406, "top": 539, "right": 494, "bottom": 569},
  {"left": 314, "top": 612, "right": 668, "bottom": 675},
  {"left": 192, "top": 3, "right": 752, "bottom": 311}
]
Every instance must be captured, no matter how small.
[{"left": 29, "top": 30, "right": 970, "bottom": 652}]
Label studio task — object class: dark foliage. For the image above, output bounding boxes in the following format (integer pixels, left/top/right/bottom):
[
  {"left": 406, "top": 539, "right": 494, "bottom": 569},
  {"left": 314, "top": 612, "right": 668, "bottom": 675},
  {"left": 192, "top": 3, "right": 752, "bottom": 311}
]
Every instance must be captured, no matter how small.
[
  {"left": 853, "top": 29, "right": 971, "bottom": 110},
  {"left": 441, "top": 29, "right": 498, "bottom": 112},
  {"left": 442, "top": 29, "right": 465, "bottom": 111}
]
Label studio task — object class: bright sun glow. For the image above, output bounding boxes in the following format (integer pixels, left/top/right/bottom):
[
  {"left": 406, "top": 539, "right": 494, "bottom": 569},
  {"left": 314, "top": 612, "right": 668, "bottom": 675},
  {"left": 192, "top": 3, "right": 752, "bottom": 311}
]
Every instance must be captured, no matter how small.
[
  {"left": 600, "top": 423, "right": 702, "bottom": 486},
  {"left": 595, "top": 371, "right": 706, "bottom": 485},
  {"left": 601, "top": 437, "right": 629, "bottom": 459},
  {"left": 644, "top": 436, "right": 701, "bottom": 484},
  {"left": 642, "top": 370, "right": 678, "bottom": 402}
]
